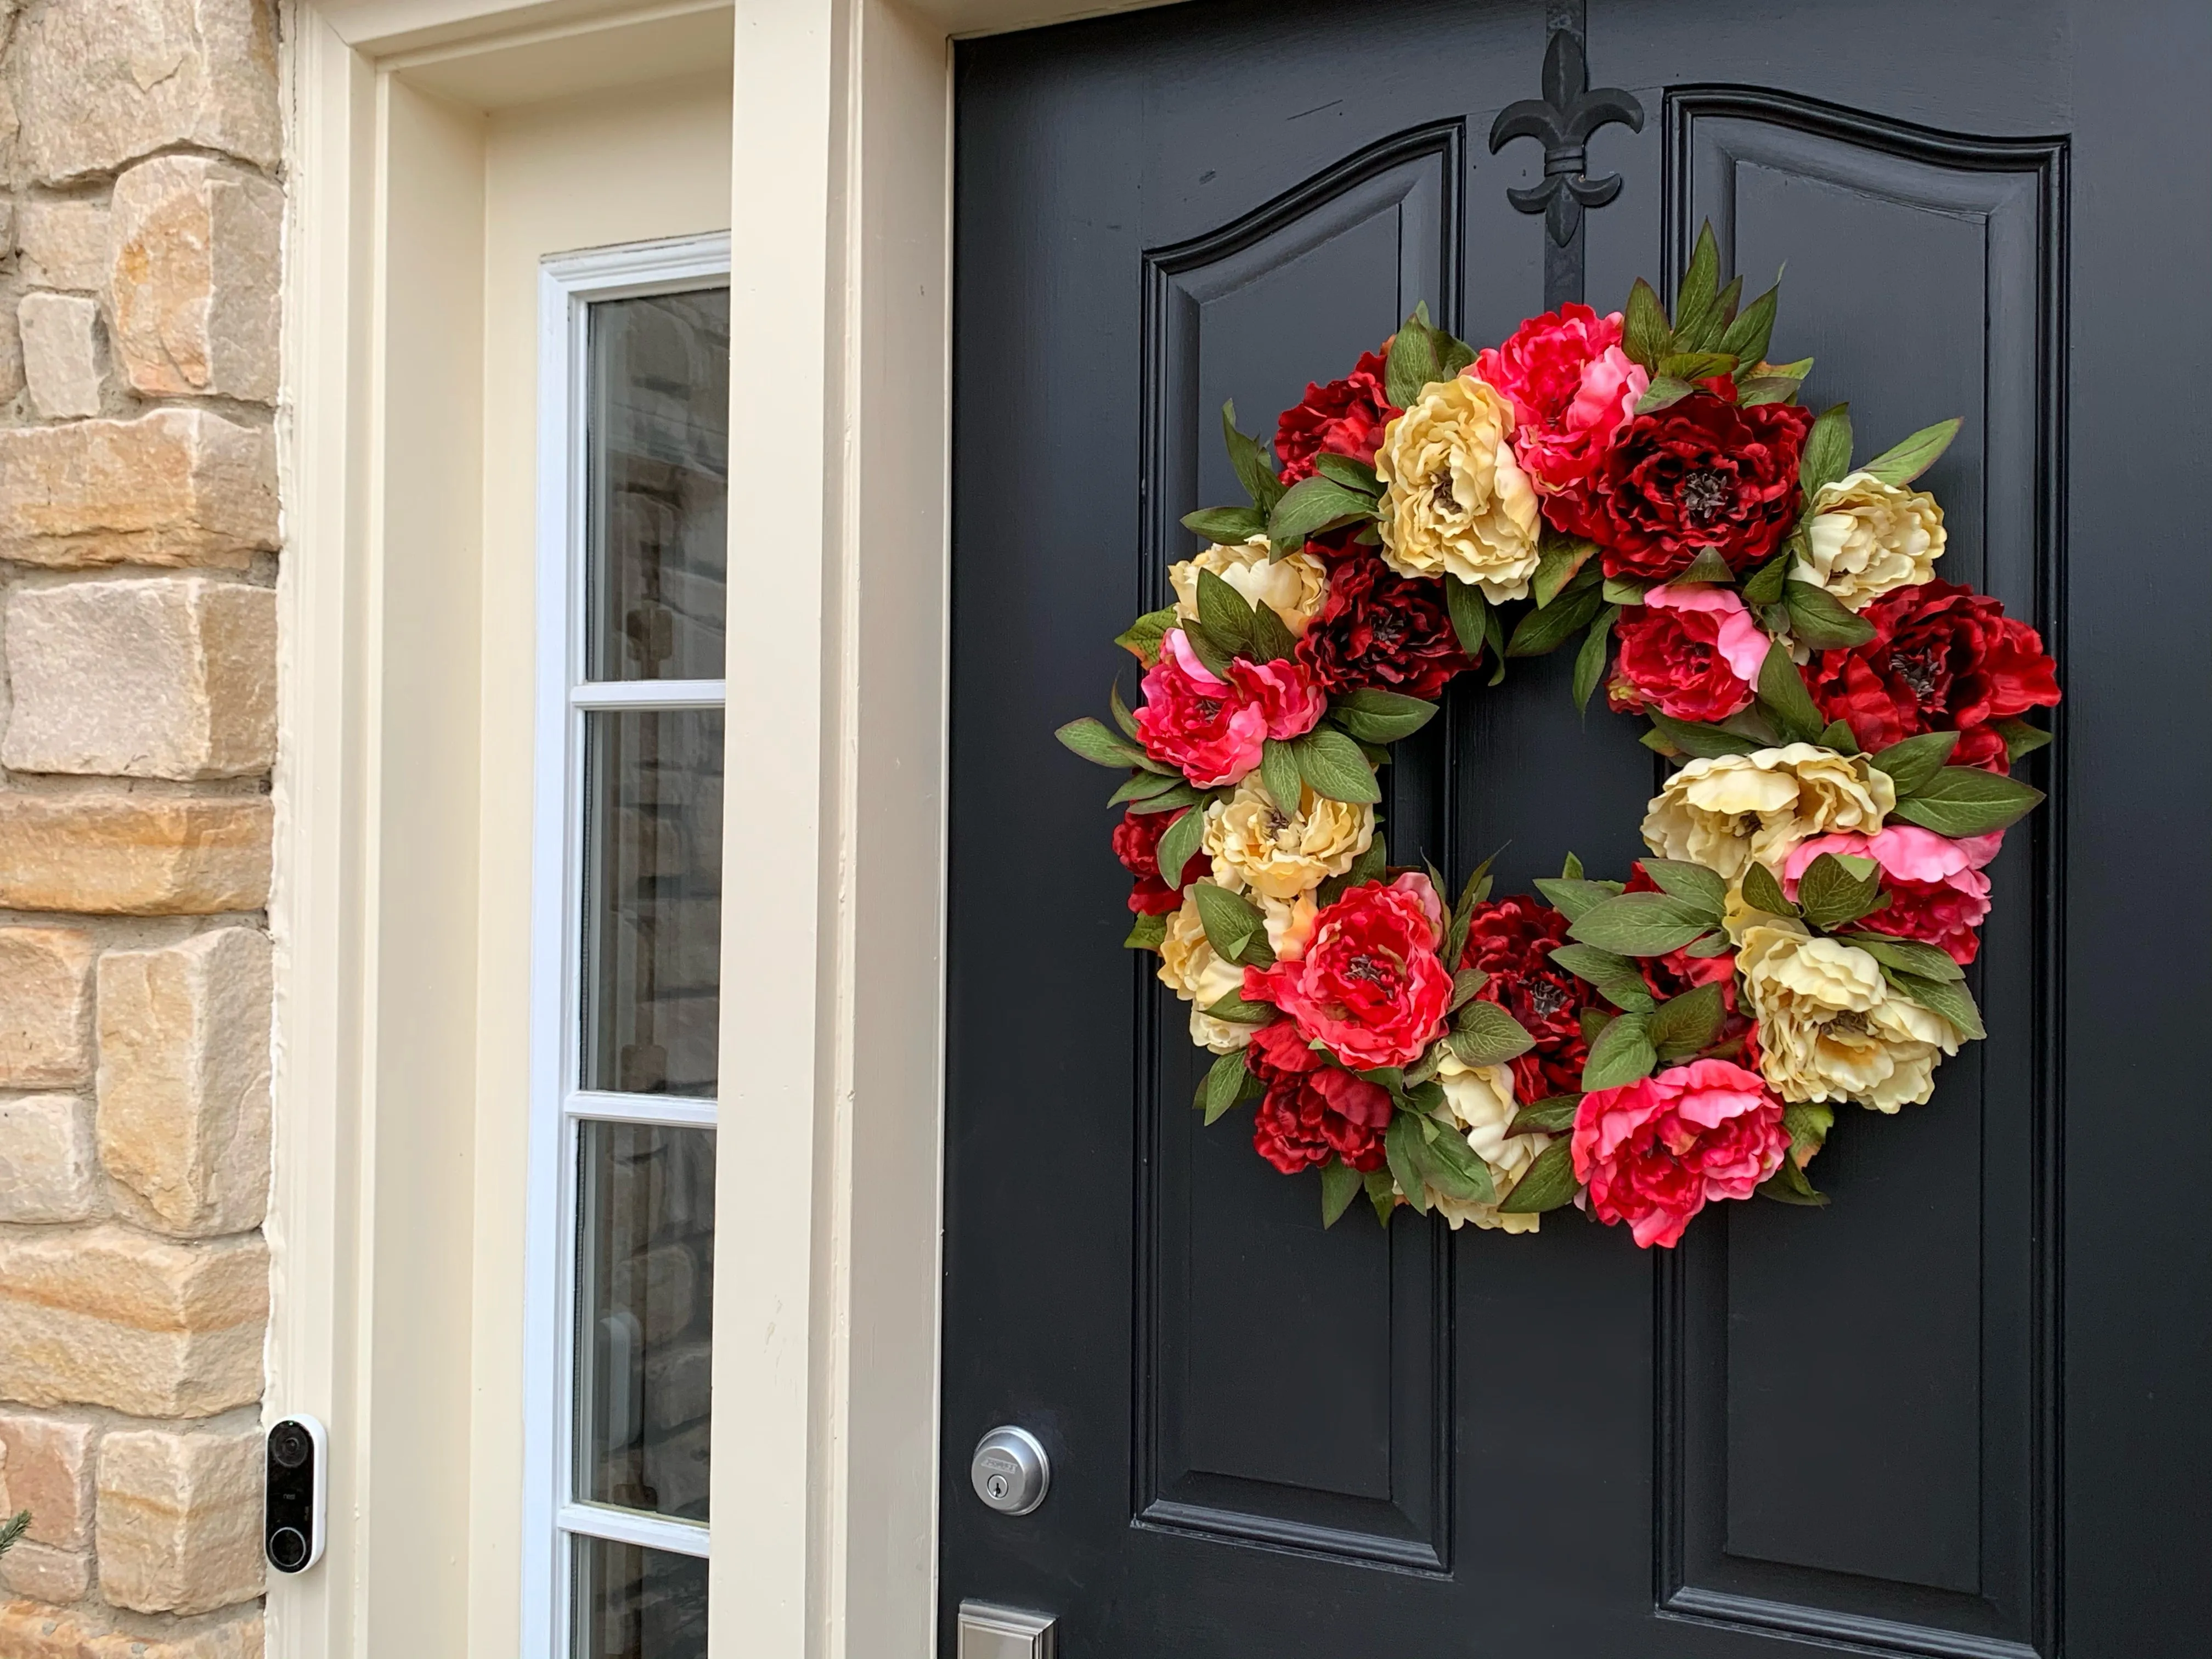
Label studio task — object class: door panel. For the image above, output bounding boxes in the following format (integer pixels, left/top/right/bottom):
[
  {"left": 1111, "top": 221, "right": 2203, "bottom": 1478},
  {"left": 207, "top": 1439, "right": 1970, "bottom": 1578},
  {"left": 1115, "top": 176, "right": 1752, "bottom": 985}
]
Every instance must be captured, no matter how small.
[{"left": 945, "top": 3, "right": 2210, "bottom": 1655}]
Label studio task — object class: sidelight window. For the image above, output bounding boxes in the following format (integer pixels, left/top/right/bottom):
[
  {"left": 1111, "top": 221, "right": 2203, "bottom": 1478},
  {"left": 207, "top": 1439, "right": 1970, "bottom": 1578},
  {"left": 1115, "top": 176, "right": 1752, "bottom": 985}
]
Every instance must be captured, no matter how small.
[{"left": 526, "top": 235, "right": 730, "bottom": 1659}]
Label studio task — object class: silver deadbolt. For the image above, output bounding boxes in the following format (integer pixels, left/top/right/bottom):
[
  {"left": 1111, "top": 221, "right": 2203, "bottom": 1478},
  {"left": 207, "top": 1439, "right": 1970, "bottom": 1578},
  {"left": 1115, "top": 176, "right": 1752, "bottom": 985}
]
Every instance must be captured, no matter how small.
[{"left": 969, "top": 1425, "right": 1050, "bottom": 1515}]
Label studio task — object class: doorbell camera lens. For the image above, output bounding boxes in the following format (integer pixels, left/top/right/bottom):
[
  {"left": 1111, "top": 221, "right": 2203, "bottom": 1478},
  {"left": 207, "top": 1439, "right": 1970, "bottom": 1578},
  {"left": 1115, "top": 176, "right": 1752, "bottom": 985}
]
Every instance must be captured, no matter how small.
[{"left": 264, "top": 1415, "right": 328, "bottom": 1573}]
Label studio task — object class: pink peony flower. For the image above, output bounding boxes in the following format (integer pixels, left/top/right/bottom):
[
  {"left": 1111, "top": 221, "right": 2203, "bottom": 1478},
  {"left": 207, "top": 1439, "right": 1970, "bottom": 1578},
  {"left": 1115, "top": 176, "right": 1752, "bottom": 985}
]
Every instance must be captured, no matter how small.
[
  {"left": 1606, "top": 582, "right": 1773, "bottom": 721},
  {"left": 1781, "top": 826, "right": 2001, "bottom": 964},
  {"left": 1571, "top": 1059, "right": 1789, "bottom": 1249},
  {"left": 1471, "top": 303, "right": 1650, "bottom": 533},
  {"left": 1243, "top": 873, "right": 1452, "bottom": 1070},
  {"left": 1131, "top": 629, "right": 1325, "bottom": 788}
]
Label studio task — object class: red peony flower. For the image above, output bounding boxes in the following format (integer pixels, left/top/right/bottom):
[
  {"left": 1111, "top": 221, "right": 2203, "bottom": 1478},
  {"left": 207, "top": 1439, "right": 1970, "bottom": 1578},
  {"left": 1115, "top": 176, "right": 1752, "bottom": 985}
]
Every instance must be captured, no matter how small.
[
  {"left": 1458, "top": 895, "right": 1598, "bottom": 1101},
  {"left": 1583, "top": 393, "right": 1812, "bottom": 580},
  {"left": 1779, "top": 826, "right": 2001, "bottom": 965},
  {"left": 1245, "top": 1017, "right": 1325, "bottom": 1080},
  {"left": 1805, "top": 578, "right": 2059, "bottom": 771},
  {"left": 1274, "top": 347, "right": 1400, "bottom": 484},
  {"left": 1244, "top": 873, "right": 1452, "bottom": 1071},
  {"left": 1472, "top": 303, "right": 1649, "bottom": 534},
  {"left": 1295, "top": 549, "right": 1474, "bottom": 699},
  {"left": 1605, "top": 582, "right": 1772, "bottom": 721},
  {"left": 1132, "top": 629, "right": 1325, "bottom": 787},
  {"left": 1251, "top": 1065, "right": 1393, "bottom": 1174},
  {"left": 1571, "top": 1058, "right": 1789, "bottom": 1248},
  {"left": 1111, "top": 806, "right": 1190, "bottom": 915}
]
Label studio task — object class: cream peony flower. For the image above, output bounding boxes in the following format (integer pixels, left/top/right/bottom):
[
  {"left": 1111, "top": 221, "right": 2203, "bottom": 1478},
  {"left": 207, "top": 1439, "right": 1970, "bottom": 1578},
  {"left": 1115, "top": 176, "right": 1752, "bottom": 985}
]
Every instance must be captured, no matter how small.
[
  {"left": 1737, "top": 924, "right": 1961, "bottom": 1111},
  {"left": 1203, "top": 778, "right": 1374, "bottom": 902},
  {"left": 1375, "top": 374, "right": 1542, "bottom": 601},
  {"left": 1170, "top": 535, "right": 1329, "bottom": 636},
  {"left": 1159, "top": 896, "right": 1251, "bottom": 1053},
  {"left": 1642, "top": 744, "right": 1895, "bottom": 881},
  {"left": 1413, "top": 1053, "right": 1550, "bottom": 1234},
  {"left": 1795, "top": 471, "right": 1945, "bottom": 611}
]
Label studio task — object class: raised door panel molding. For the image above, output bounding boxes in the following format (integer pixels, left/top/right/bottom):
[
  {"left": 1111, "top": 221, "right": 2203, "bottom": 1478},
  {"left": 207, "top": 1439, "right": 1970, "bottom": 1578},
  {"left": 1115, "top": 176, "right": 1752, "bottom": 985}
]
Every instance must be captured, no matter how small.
[{"left": 1655, "top": 87, "right": 2065, "bottom": 1659}]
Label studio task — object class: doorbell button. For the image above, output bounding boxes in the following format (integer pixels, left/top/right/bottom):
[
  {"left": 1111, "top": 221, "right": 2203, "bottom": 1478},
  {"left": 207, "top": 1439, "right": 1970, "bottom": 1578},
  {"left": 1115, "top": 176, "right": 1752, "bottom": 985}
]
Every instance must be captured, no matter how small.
[
  {"left": 264, "top": 1414, "right": 328, "bottom": 1573},
  {"left": 969, "top": 1426, "right": 1050, "bottom": 1515}
]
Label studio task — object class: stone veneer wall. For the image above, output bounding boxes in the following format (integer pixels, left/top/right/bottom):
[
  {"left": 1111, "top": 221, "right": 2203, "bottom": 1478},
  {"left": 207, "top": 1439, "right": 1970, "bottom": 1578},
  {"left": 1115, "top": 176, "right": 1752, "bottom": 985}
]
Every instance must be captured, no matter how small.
[{"left": 0, "top": 0, "right": 281, "bottom": 1654}]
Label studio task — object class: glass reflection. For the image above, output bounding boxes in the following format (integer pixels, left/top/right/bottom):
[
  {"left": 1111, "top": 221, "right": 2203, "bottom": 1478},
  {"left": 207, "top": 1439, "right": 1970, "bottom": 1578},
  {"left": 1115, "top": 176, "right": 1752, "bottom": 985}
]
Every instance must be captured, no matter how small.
[{"left": 571, "top": 1534, "right": 707, "bottom": 1659}]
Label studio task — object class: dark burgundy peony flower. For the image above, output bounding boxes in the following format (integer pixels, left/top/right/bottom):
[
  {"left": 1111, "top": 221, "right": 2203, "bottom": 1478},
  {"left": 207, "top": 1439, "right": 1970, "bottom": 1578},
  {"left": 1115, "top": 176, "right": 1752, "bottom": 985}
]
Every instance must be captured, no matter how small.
[
  {"left": 1805, "top": 578, "right": 2059, "bottom": 771},
  {"left": 1274, "top": 348, "right": 1400, "bottom": 484},
  {"left": 1295, "top": 549, "right": 1475, "bottom": 698},
  {"left": 1583, "top": 392, "right": 1812, "bottom": 580},
  {"left": 1244, "top": 1017, "right": 1326, "bottom": 1080},
  {"left": 1112, "top": 806, "right": 1190, "bottom": 915},
  {"left": 1251, "top": 1065, "right": 1393, "bottom": 1174},
  {"left": 1458, "top": 895, "right": 1598, "bottom": 1101}
]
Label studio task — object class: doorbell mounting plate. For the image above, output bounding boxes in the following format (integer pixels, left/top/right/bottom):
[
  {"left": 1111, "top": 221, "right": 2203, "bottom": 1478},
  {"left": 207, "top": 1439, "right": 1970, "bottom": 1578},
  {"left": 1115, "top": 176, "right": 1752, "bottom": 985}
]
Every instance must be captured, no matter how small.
[{"left": 264, "top": 1415, "right": 328, "bottom": 1573}]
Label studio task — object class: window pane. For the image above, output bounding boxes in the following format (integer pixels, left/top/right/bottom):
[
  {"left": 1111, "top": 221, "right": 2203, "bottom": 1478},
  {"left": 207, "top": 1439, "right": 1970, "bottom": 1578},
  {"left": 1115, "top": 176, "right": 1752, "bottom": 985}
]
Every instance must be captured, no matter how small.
[
  {"left": 584, "top": 287, "right": 729, "bottom": 682},
  {"left": 574, "top": 1121, "right": 715, "bottom": 1520},
  {"left": 580, "top": 709, "right": 723, "bottom": 1097},
  {"left": 571, "top": 1534, "right": 707, "bottom": 1659}
]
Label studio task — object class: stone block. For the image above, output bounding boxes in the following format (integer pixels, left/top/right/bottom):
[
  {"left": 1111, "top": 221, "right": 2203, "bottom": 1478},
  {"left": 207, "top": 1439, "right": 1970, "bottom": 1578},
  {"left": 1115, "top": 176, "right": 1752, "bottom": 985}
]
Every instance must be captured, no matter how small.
[
  {"left": 0, "top": 283, "right": 21, "bottom": 405},
  {"left": 0, "top": 928, "right": 95, "bottom": 1086},
  {"left": 3, "top": 579, "right": 276, "bottom": 780},
  {"left": 10, "top": 0, "right": 280, "bottom": 184},
  {"left": 0, "top": 1539, "right": 92, "bottom": 1603},
  {"left": 98, "top": 928, "right": 270, "bottom": 1237},
  {"left": 18, "top": 291, "right": 102, "bottom": 418},
  {"left": 0, "top": 1224, "right": 266, "bottom": 1415},
  {"left": 0, "top": 1605, "right": 264, "bottom": 1659},
  {"left": 0, "top": 409, "right": 278, "bottom": 569},
  {"left": 0, "top": 794, "right": 271, "bottom": 915},
  {"left": 18, "top": 199, "right": 111, "bottom": 290},
  {"left": 97, "top": 1425, "right": 265, "bottom": 1615},
  {"left": 644, "top": 1339, "right": 712, "bottom": 1432},
  {"left": 109, "top": 154, "right": 280, "bottom": 402},
  {"left": 0, "top": 1413, "right": 97, "bottom": 1549},
  {"left": 0, "top": 1095, "right": 100, "bottom": 1222}
]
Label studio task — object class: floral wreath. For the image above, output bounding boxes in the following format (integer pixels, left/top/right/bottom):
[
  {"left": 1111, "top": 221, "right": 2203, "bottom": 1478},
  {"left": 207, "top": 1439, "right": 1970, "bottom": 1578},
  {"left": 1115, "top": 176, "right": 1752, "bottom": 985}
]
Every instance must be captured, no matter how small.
[{"left": 1058, "top": 227, "right": 2060, "bottom": 1250}]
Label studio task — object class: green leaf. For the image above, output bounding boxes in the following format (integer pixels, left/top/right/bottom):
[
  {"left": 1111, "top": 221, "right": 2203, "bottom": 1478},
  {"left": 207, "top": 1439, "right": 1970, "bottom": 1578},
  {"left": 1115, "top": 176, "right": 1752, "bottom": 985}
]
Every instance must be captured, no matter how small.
[
  {"left": 1548, "top": 943, "right": 1655, "bottom": 1012},
  {"left": 1645, "top": 712, "right": 1761, "bottom": 759},
  {"left": 1108, "top": 680, "right": 1140, "bottom": 741},
  {"left": 1268, "top": 475, "right": 1377, "bottom": 556},
  {"left": 1601, "top": 575, "right": 1653, "bottom": 605},
  {"left": 1756, "top": 646, "right": 1826, "bottom": 745},
  {"left": 1154, "top": 804, "right": 1206, "bottom": 889},
  {"left": 1888, "top": 766, "right": 2046, "bottom": 837},
  {"left": 1683, "top": 931, "right": 1731, "bottom": 957},
  {"left": 1193, "top": 880, "right": 1268, "bottom": 964},
  {"left": 1838, "top": 932, "right": 1965, "bottom": 981},
  {"left": 1331, "top": 688, "right": 1441, "bottom": 744},
  {"left": 1443, "top": 572, "right": 1488, "bottom": 657},
  {"left": 1671, "top": 546, "right": 1737, "bottom": 587},
  {"left": 1636, "top": 375, "right": 1696, "bottom": 413},
  {"left": 1533, "top": 535, "right": 1600, "bottom": 607},
  {"left": 1318, "top": 833, "right": 1389, "bottom": 907},
  {"left": 1796, "top": 851, "right": 1883, "bottom": 929},
  {"left": 1384, "top": 311, "right": 1444, "bottom": 410},
  {"left": 1314, "top": 453, "right": 1383, "bottom": 496},
  {"left": 1782, "top": 1100, "right": 1834, "bottom": 1163},
  {"left": 1580, "top": 1007, "right": 1615, "bottom": 1045},
  {"left": 1496, "top": 1136, "right": 1581, "bottom": 1214},
  {"left": 1181, "top": 505, "right": 1269, "bottom": 544},
  {"left": 1197, "top": 1048, "right": 1254, "bottom": 1124},
  {"left": 1125, "top": 781, "right": 1203, "bottom": 815},
  {"left": 1759, "top": 1159, "right": 1830, "bottom": 1206},
  {"left": 1572, "top": 603, "right": 1619, "bottom": 714},
  {"left": 1057, "top": 716, "right": 1164, "bottom": 771},
  {"left": 1740, "top": 551, "right": 1793, "bottom": 608},
  {"left": 1413, "top": 1118, "right": 1497, "bottom": 1206},
  {"left": 1637, "top": 858, "right": 1728, "bottom": 917},
  {"left": 1622, "top": 277, "right": 1673, "bottom": 370},
  {"left": 1508, "top": 583, "right": 1603, "bottom": 658},
  {"left": 1882, "top": 967, "right": 1986, "bottom": 1041},
  {"left": 1321, "top": 1159, "right": 1363, "bottom": 1227},
  {"left": 1435, "top": 331, "right": 1478, "bottom": 378},
  {"left": 1248, "top": 597, "right": 1299, "bottom": 665},
  {"left": 1199, "top": 989, "right": 1279, "bottom": 1027},
  {"left": 1507, "top": 1094, "right": 1582, "bottom": 1135},
  {"left": 1561, "top": 851, "right": 1585, "bottom": 881},
  {"left": 1648, "top": 980, "right": 1725, "bottom": 1059},
  {"left": 1115, "top": 606, "right": 1178, "bottom": 667},
  {"left": 1365, "top": 1165, "right": 1398, "bottom": 1227},
  {"left": 1449, "top": 1001, "right": 1537, "bottom": 1066},
  {"left": 1799, "top": 402, "right": 1855, "bottom": 500},
  {"left": 1449, "top": 967, "right": 1490, "bottom": 1012},
  {"left": 1108, "top": 768, "right": 1182, "bottom": 807},
  {"left": 1739, "top": 859, "right": 1797, "bottom": 918},
  {"left": 1532, "top": 876, "right": 1624, "bottom": 922},
  {"left": 1657, "top": 349, "right": 1737, "bottom": 382},
  {"left": 1737, "top": 375, "right": 1807, "bottom": 407},
  {"left": 1581, "top": 1010, "right": 1657, "bottom": 1090},
  {"left": 1384, "top": 1113, "right": 1430, "bottom": 1215},
  {"left": 1858, "top": 417, "right": 1961, "bottom": 487},
  {"left": 1781, "top": 578, "right": 1876, "bottom": 650},
  {"left": 1867, "top": 730, "right": 1960, "bottom": 796},
  {"left": 1178, "top": 619, "right": 1234, "bottom": 680},
  {"left": 1193, "top": 567, "right": 1256, "bottom": 659},
  {"left": 1718, "top": 281, "right": 1780, "bottom": 370},
  {"left": 1221, "top": 401, "right": 1286, "bottom": 511},
  {"left": 1672, "top": 222, "right": 1724, "bottom": 348},
  {"left": 1124, "top": 912, "right": 1168, "bottom": 951},
  {"left": 1483, "top": 603, "right": 1509, "bottom": 685},
  {"left": 1291, "top": 727, "right": 1382, "bottom": 804},
  {"left": 1817, "top": 719, "right": 1861, "bottom": 754},
  {"left": 1994, "top": 716, "right": 2052, "bottom": 764},
  {"left": 1256, "top": 739, "right": 1304, "bottom": 817},
  {"left": 1568, "top": 892, "right": 1719, "bottom": 956}
]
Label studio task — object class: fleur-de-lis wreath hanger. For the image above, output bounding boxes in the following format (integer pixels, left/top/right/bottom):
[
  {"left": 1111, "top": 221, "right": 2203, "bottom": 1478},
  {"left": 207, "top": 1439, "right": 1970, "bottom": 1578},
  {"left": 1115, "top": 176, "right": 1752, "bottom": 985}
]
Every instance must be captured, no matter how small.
[{"left": 1489, "top": 27, "right": 1645, "bottom": 249}]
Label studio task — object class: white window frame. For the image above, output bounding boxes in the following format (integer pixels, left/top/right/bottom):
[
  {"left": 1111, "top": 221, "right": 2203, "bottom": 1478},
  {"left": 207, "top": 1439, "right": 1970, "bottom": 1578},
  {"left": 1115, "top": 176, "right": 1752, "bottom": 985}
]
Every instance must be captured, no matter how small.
[{"left": 522, "top": 230, "right": 733, "bottom": 1659}]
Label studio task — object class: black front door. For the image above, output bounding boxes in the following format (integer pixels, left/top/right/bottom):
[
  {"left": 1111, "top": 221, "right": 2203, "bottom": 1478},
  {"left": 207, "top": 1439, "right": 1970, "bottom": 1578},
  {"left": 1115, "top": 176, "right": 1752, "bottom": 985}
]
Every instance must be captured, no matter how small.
[{"left": 942, "top": 3, "right": 2210, "bottom": 1654}]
